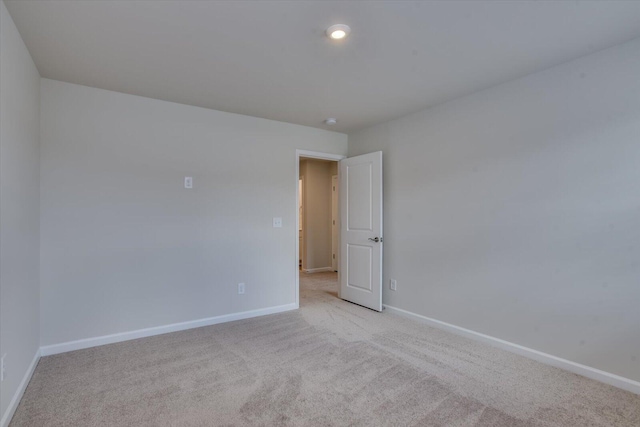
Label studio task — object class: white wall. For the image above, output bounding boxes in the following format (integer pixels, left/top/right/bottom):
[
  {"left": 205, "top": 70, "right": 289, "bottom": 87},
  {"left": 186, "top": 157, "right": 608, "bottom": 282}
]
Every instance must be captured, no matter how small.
[
  {"left": 349, "top": 38, "right": 640, "bottom": 382},
  {"left": 299, "top": 159, "right": 337, "bottom": 270},
  {"left": 39, "top": 79, "right": 347, "bottom": 347},
  {"left": 0, "top": 1, "right": 41, "bottom": 421}
]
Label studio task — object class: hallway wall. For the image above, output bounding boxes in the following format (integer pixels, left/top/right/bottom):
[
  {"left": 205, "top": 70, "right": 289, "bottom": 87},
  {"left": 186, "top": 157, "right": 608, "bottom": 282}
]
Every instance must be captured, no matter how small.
[{"left": 299, "top": 159, "right": 337, "bottom": 271}]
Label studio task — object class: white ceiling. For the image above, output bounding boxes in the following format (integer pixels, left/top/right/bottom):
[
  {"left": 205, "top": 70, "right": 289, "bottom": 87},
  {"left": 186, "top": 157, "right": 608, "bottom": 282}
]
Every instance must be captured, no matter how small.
[{"left": 6, "top": 1, "right": 640, "bottom": 133}]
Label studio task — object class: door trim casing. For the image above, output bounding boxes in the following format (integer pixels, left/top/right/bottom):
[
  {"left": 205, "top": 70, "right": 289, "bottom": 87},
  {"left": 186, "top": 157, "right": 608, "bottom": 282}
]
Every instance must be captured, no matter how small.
[{"left": 295, "top": 150, "right": 346, "bottom": 308}]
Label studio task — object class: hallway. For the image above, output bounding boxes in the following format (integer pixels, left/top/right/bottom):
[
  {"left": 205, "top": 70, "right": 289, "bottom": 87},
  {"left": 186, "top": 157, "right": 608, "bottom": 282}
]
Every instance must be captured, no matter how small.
[{"left": 299, "top": 271, "right": 339, "bottom": 303}]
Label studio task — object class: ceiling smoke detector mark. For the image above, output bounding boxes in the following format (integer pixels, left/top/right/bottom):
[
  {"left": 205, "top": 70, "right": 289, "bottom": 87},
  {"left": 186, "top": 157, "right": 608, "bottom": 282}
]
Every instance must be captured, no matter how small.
[{"left": 324, "top": 118, "right": 337, "bottom": 126}]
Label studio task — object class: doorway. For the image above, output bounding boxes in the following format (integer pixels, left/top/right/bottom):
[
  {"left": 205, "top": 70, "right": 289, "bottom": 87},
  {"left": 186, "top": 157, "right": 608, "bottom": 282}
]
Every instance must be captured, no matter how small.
[
  {"left": 295, "top": 150, "right": 345, "bottom": 307},
  {"left": 299, "top": 157, "right": 339, "bottom": 273},
  {"left": 295, "top": 149, "right": 383, "bottom": 312}
]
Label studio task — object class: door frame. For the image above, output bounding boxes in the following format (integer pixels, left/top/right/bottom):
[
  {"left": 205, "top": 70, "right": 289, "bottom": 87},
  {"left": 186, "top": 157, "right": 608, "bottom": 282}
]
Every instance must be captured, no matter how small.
[
  {"left": 331, "top": 174, "right": 339, "bottom": 272},
  {"left": 295, "top": 149, "right": 346, "bottom": 308}
]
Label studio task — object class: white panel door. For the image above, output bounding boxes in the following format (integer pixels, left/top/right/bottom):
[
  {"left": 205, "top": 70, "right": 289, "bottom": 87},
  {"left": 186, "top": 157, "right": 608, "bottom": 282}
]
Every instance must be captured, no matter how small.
[{"left": 339, "top": 151, "right": 382, "bottom": 311}]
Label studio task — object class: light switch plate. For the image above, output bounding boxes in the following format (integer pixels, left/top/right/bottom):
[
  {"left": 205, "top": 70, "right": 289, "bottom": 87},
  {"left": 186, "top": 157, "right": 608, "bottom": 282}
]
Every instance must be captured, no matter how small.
[
  {"left": 184, "top": 177, "right": 193, "bottom": 189},
  {"left": 273, "top": 217, "right": 282, "bottom": 228}
]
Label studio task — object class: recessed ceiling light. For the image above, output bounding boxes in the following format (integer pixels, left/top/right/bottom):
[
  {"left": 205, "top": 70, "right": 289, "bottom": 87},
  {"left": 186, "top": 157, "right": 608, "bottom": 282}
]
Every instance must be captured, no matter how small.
[
  {"left": 326, "top": 24, "right": 351, "bottom": 40},
  {"left": 324, "top": 118, "right": 337, "bottom": 125}
]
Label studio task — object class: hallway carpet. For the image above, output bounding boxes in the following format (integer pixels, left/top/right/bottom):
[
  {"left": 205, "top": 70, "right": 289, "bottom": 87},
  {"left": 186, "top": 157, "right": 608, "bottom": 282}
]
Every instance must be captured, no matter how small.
[{"left": 10, "top": 272, "right": 640, "bottom": 426}]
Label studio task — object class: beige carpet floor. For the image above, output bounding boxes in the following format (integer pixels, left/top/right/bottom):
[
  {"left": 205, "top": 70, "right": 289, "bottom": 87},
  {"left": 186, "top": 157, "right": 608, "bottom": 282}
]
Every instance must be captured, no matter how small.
[{"left": 10, "top": 272, "right": 640, "bottom": 426}]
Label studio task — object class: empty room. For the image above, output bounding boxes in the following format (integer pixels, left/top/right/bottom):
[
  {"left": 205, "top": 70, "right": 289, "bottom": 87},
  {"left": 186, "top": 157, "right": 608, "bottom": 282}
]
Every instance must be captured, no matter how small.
[{"left": 1, "top": 1, "right": 639, "bottom": 426}]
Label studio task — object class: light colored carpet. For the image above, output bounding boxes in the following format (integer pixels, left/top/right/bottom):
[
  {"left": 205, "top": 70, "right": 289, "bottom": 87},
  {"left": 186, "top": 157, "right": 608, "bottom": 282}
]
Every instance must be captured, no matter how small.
[{"left": 10, "top": 272, "right": 640, "bottom": 426}]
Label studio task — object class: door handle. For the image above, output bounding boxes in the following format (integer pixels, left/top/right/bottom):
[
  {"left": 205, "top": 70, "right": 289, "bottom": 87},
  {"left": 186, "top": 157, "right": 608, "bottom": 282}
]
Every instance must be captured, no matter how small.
[{"left": 368, "top": 237, "right": 382, "bottom": 243}]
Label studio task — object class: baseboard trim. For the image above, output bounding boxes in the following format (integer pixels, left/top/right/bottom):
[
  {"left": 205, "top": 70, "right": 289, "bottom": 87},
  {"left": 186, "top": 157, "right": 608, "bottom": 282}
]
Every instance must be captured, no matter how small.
[
  {"left": 304, "top": 267, "right": 334, "bottom": 273},
  {"left": 40, "top": 303, "right": 298, "bottom": 357},
  {"left": 383, "top": 304, "right": 640, "bottom": 395},
  {"left": 1, "top": 348, "right": 40, "bottom": 427}
]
